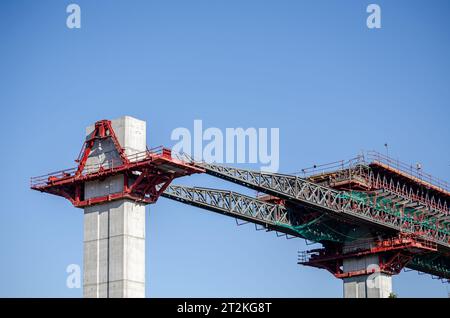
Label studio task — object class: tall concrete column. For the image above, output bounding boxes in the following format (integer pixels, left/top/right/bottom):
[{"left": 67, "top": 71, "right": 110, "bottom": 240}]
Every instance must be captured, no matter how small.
[
  {"left": 342, "top": 257, "right": 392, "bottom": 298},
  {"left": 342, "top": 240, "right": 392, "bottom": 298},
  {"left": 83, "top": 116, "right": 146, "bottom": 298}
]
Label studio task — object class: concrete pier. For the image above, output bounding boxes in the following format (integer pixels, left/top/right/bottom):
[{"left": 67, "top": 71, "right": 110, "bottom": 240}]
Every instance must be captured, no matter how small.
[
  {"left": 342, "top": 256, "right": 392, "bottom": 298},
  {"left": 83, "top": 116, "right": 146, "bottom": 298},
  {"left": 342, "top": 238, "right": 392, "bottom": 298}
]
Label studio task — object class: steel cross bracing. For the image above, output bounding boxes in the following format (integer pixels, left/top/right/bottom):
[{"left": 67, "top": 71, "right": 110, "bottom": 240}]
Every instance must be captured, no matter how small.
[{"left": 190, "top": 161, "right": 450, "bottom": 250}]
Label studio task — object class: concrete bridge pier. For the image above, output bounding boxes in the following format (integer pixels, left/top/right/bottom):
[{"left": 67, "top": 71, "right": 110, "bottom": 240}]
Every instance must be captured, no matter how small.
[
  {"left": 83, "top": 116, "right": 146, "bottom": 298},
  {"left": 342, "top": 256, "right": 393, "bottom": 298},
  {"left": 342, "top": 238, "right": 393, "bottom": 298}
]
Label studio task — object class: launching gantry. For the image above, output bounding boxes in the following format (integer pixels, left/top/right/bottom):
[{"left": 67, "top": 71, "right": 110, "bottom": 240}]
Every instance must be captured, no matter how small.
[{"left": 31, "top": 117, "right": 450, "bottom": 298}]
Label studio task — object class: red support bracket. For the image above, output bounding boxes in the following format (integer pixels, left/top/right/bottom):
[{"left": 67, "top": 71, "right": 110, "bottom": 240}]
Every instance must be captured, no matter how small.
[{"left": 75, "top": 120, "right": 130, "bottom": 177}]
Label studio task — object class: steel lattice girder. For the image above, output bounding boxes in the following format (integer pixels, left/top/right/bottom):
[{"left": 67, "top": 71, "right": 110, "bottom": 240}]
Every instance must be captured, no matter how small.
[
  {"left": 161, "top": 185, "right": 345, "bottom": 242},
  {"left": 194, "top": 162, "right": 450, "bottom": 249}
]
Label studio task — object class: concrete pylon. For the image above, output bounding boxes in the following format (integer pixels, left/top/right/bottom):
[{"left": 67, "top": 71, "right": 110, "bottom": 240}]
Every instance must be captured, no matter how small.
[
  {"left": 83, "top": 116, "right": 146, "bottom": 298},
  {"left": 342, "top": 257, "right": 393, "bottom": 298},
  {"left": 342, "top": 234, "right": 393, "bottom": 298}
]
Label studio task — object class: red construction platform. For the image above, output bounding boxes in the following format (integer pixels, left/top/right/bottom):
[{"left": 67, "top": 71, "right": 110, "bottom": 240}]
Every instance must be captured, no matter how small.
[
  {"left": 298, "top": 234, "right": 438, "bottom": 278},
  {"left": 30, "top": 120, "right": 204, "bottom": 208}
]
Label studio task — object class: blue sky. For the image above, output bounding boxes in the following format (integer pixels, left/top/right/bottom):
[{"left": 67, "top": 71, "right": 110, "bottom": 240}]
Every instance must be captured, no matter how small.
[{"left": 0, "top": 0, "right": 449, "bottom": 297}]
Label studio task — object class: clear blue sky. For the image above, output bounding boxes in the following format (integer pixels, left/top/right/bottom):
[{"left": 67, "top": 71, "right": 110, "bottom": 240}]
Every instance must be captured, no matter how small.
[{"left": 1, "top": 0, "right": 449, "bottom": 297}]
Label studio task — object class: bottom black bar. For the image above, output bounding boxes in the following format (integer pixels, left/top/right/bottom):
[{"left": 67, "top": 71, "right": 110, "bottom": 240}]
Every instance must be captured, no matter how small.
[{"left": 1, "top": 298, "right": 449, "bottom": 316}]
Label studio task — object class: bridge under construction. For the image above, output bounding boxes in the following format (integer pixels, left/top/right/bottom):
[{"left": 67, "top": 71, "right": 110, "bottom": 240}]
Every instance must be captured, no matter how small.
[{"left": 31, "top": 116, "right": 450, "bottom": 298}]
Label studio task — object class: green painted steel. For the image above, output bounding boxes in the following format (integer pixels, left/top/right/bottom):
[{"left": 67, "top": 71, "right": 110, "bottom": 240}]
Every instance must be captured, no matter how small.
[
  {"left": 409, "top": 254, "right": 450, "bottom": 280},
  {"left": 338, "top": 191, "right": 450, "bottom": 237},
  {"left": 276, "top": 215, "right": 351, "bottom": 243}
]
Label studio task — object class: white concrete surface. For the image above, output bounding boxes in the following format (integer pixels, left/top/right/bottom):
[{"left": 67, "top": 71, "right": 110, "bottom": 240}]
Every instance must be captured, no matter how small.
[
  {"left": 83, "top": 116, "right": 146, "bottom": 298},
  {"left": 84, "top": 116, "right": 146, "bottom": 173},
  {"left": 343, "top": 257, "right": 393, "bottom": 298},
  {"left": 342, "top": 237, "right": 393, "bottom": 298}
]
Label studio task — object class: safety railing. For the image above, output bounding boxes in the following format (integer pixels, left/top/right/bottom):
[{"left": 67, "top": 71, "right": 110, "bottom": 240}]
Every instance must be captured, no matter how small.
[
  {"left": 297, "top": 249, "right": 328, "bottom": 263},
  {"left": 297, "top": 250, "right": 312, "bottom": 263},
  {"left": 30, "top": 146, "right": 171, "bottom": 188},
  {"left": 298, "top": 151, "right": 449, "bottom": 194},
  {"left": 366, "top": 151, "right": 449, "bottom": 193},
  {"left": 30, "top": 167, "right": 79, "bottom": 188},
  {"left": 295, "top": 156, "right": 364, "bottom": 178}
]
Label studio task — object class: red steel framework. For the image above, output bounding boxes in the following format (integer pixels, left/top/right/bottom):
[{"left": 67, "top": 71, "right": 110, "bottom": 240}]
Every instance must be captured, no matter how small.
[
  {"left": 30, "top": 120, "right": 204, "bottom": 208},
  {"left": 298, "top": 234, "right": 438, "bottom": 278}
]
